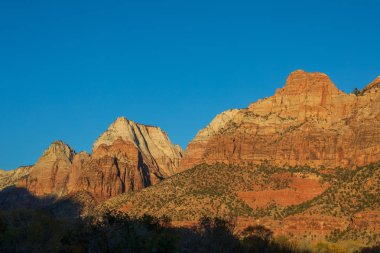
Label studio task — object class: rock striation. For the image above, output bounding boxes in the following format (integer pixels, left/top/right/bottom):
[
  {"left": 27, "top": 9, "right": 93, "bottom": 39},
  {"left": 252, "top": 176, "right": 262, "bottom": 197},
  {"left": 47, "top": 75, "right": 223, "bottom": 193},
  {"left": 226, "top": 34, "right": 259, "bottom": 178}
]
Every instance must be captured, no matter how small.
[
  {"left": 20, "top": 141, "right": 76, "bottom": 196},
  {"left": 93, "top": 117, "right": 182, "bottom": 177},
  {"left": 15, "top": 117, "right": 182, "bottom": 200},
  {"left": 181, "top": 70, "right": 380, "bottom": 170}
]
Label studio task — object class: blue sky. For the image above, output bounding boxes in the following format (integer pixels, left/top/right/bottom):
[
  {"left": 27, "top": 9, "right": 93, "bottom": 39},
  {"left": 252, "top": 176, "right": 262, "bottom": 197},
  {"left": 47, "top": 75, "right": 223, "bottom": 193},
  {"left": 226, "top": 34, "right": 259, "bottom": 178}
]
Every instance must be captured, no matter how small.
[{"left": 1, "top": 0, "right": 379, "bottom": 170}]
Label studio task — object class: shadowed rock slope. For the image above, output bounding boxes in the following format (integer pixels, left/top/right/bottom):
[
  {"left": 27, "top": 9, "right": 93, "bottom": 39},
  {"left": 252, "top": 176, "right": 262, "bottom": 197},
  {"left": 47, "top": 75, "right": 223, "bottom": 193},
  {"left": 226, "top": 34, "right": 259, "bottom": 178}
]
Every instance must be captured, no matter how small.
[{"left": 181, "top": 70, "right": 380, "bottom": 170}]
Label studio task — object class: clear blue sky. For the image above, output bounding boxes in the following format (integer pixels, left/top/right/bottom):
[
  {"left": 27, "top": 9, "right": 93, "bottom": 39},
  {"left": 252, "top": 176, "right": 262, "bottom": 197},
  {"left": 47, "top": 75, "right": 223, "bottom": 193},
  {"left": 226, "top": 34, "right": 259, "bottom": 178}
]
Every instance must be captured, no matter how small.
[{"left": 1, "top": 0, "right": 379, "bottom": 170}]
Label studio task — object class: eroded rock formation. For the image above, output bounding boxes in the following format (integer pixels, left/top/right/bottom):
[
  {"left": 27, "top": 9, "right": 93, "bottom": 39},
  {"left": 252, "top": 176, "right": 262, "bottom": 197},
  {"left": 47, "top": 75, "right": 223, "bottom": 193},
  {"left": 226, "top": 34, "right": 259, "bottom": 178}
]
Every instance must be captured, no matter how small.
[
  {"left": 93, "top": 117, "right": 183, "bottom": 177},
  {"left": 181, "top": 70, "right": 380, "bottom": 170},
  {"left": 16, "top": 117, "right": 183, "bottom": 200}
]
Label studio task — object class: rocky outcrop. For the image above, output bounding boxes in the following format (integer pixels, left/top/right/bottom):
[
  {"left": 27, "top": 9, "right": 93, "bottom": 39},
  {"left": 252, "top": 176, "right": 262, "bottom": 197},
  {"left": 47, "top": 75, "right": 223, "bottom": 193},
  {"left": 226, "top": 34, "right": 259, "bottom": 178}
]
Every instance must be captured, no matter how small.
[
  {"left": 181, "top": 70, "right": 380, "bottom": 170},
  {"left": 362, "top": 76, "right": 380, "bottom": 94},
  {"left": 20, "top": 141, "right": 76, "bottom": 196},
  {"left": 67, "top": 138, "right": 167, "bottom": 200},
  {"left": 10, "top": 117, "right": 183, "bottom": 201},
  {"left": 0, "top": 166, "right": 32, "bottom": 190},
  {"left": 93, "top": 117, "right": 183, "bottom": 177}
]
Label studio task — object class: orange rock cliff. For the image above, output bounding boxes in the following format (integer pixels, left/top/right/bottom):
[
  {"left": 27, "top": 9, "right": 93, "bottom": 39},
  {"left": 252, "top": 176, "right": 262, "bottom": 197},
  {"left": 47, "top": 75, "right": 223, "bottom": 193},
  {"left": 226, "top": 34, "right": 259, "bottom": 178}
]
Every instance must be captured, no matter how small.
[
  {"left": 4, "top": 70, "right": 380, "bottom": 201},
  {"left": 180, "top": 70, "right": 380, "bottom": 170},
  {"left": 18, "top": 117, "right": 183, "bottom": 200}
]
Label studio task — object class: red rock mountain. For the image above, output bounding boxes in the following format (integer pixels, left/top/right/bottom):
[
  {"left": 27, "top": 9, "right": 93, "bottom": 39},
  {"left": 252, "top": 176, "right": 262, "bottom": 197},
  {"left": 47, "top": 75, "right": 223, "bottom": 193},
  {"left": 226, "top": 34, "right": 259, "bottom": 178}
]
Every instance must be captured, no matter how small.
[
  {"left": 2, "top": 70, "right": 380, "bottom": 203},
  {"left": 181, "top": 70, "right": 380, "bottom": 170},
  {"left": 17, "top": 117, "right": 183, "bottom": 200},
  {"left": 1, "top": 70, "right": 379, "bottom": 247}
]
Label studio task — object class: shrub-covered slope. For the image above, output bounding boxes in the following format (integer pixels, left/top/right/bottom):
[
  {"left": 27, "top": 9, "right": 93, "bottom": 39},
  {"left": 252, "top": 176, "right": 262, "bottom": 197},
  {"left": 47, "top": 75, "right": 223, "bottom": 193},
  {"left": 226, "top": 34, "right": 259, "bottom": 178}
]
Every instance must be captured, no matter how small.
[{"left": 100, "top": 162, "right": 380, "bottom": 245}]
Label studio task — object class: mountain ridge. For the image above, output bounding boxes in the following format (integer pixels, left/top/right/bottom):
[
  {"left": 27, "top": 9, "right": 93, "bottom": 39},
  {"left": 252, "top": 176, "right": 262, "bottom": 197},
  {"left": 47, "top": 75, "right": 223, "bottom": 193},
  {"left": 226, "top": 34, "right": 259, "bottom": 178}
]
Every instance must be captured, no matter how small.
[
  {"left": 1, "top": 69, "right": 379, "bottom": 248},
  {"left": 180, "top": 70, "right": 380, "bottom": 170},
  {"left": 4, "top": 117, "right": 183, "bottom": 201}
]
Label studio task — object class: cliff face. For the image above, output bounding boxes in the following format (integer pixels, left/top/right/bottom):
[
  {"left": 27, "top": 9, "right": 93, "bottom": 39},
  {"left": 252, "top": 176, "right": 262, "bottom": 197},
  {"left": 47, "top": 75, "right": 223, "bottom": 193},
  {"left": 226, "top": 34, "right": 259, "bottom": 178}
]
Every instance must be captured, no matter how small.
[
  {"left": 181, "top": 70, "right": 380, "bottom": 170},
  {"left": 21, "top": 141, "right": 76, "bottom": 196},
  {"left": 16, "top": 117, "right": 183, "bottom": 200},
  {"left": 67, "top": 138, "right": 169, "bottom": 200},
  {"left": 93, "top": 117, "right": 183, "bottom": 177}
]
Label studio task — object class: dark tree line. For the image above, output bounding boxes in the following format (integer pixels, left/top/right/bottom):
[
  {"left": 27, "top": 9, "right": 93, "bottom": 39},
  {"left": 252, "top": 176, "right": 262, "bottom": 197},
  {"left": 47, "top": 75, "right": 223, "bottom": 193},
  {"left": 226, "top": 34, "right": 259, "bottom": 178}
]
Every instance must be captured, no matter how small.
[{"left": 0, "top": 209, "right": 379, "bottom": 253}]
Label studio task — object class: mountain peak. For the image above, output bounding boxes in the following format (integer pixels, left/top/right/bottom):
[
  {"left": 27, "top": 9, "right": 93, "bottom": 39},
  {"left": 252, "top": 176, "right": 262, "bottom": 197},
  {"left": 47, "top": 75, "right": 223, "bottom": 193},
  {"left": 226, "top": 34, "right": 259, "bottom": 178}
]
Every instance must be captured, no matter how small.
[
  {"left": 93, "top": 117, "right": 163, "bottom": 151},
  {"left": 114, "top": 116, "right": 128, "bottom": 122},
  {"left": 276, "top": 70, "right": 341, "bottom": 96},
  {"left": 41, "top": 140, "right": 76, "bottom": 162},
  {"left": 111, "top": 116, "right": 160, "bottom": 131},
  {"left": 93, "top": 117, "right": 183, "bottom": 177}
]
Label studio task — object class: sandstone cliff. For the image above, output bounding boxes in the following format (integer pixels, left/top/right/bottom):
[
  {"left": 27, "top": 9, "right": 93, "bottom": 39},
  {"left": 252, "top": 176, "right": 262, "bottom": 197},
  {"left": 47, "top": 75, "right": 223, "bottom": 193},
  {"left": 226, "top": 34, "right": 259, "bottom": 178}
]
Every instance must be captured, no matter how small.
[
  {"left": 14, "top": 117, "right": 182, "bottom": 200},
  {"left": 93, "top": 117, "right": 182, "bottom": 177},
  {"left": 181, "top": 70, "right": 380, "bottom": 170},
  {"left": 21, "top": 141, "right": 76, "bottom": 196}
]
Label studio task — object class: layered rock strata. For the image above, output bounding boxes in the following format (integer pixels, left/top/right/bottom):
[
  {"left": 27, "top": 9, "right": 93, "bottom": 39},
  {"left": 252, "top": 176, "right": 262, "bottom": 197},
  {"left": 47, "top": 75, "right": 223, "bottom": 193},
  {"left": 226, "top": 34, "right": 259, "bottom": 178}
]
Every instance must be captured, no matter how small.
[
  {"left": 181, "top": 70, "right": 380, "bottom": 170},
  {"left": 16, "top": 117, "right": 182, "bottom": 200}
]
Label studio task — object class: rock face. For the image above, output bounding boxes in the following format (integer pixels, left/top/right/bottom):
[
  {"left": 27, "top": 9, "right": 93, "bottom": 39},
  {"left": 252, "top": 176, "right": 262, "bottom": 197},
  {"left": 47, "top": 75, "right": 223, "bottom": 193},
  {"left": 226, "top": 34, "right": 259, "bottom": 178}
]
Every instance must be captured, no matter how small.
[
  {"left": 21, "top": 141, "right": 76, "bottom": 196},
  {"left": 181, "top": 70, "right": 380, "bottom": 170},
  {"left": 15, "top": 117, "right": 183, "bottom": 200},
  {"left": 362, "top": 76, "right": 380, "bottom": 94},
  {"left": 0, "top": 166, "right": 32, "bottom": 190},
  {"left": 93, "top": 117, "right": 182, "bottom": 177}
]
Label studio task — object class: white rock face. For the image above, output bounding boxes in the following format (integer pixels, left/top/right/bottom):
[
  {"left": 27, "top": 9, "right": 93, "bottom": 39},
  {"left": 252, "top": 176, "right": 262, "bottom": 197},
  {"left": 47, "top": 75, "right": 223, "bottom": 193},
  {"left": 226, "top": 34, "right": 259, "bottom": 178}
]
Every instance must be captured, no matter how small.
[
  {"left": 0, "top": 166, "right": 32, "bottom": 190},
  {"left": 93, "top": 117, "right": 183, "bottom": 176},
  {"left": 192, "top": 109, "right": 241, "bottom": 143}
]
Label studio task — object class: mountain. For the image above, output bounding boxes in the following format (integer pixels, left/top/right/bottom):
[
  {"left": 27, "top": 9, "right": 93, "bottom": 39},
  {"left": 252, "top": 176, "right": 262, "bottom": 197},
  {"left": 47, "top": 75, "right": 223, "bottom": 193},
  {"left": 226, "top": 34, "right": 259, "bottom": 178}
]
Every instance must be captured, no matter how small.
[
  {"left": 181, "top": 70, "right": 380, "bottom": 170},
  {"left": 96, "top": 70, "right": 380, "bottom": 246},
  {"left": 1, "top": 70, "right": 380, "bottom": 249},
  {"left": 20, "top": 141, "right": 76, "bottom": 196},
  {"left": 9, "top": 117, "right": 182, "bottom": 201},
  {"left": 93, "top": 116, "right": 183, "bottom": 177}
]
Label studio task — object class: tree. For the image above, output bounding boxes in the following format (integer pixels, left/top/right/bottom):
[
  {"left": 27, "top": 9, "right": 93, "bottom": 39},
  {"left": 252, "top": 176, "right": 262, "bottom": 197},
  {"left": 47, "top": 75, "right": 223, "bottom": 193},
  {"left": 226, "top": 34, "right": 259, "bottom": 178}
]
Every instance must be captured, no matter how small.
[{"left": 352, "top": 87, "right": 361, "bottom": 96}]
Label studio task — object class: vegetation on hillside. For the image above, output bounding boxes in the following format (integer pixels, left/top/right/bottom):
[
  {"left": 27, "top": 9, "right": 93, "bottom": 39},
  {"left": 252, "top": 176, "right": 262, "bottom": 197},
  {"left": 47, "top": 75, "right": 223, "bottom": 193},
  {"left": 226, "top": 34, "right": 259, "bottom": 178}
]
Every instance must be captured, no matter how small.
[
  {"left": 100, "top": 162, "right": 380, "bottom": 246},
  {"left": 101, "top": 163, "right": 334, "bottom": 220},
  {"left": 1, "top": 162, "right": 379, "bottom": 251},
  {"left": 102, "top": 163, "right": 316, "bottom": 218}
]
